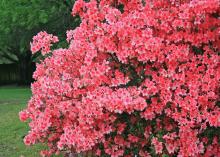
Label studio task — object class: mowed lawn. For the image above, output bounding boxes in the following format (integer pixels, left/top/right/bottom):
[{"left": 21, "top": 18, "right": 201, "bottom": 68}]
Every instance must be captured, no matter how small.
[{"left": 0, "top": 87, "right": 46, "bottom": 157}]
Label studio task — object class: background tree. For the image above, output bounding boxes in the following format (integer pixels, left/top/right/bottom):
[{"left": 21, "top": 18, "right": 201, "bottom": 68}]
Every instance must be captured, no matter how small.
[{"left": 0, "top": 0, "right": 79, "bottom": 85}]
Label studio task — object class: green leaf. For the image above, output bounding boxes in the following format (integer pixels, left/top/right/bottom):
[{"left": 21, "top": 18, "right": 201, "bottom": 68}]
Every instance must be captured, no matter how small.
[
  {"left": 162, "top": 154, "right": 169, "bottom": 157},
  {"left": 39, "top": 12, "right": 48, "bottom": 24}
]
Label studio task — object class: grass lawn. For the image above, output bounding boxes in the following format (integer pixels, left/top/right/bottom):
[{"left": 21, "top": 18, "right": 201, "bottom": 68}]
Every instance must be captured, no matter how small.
[{"left": 0, "top": 86, "right": 47, "bottom": 157}]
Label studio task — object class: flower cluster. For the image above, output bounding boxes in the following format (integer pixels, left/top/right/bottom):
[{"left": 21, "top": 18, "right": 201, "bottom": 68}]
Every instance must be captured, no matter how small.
[
  {"left": 20, "top": 0, "right": 220, "bottom": 156},
  {"left": 30, "top": 31, "right": 59, "bottom": 55}
]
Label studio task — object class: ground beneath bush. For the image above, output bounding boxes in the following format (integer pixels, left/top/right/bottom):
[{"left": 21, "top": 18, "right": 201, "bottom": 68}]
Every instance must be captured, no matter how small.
[{"left": 0, "top": 87, "right": 47, "bottom": 157}]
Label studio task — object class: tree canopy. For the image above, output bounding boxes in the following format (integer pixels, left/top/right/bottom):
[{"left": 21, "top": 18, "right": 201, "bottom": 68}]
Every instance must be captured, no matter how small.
[
  {"left": 0, "top": 0, "right": 79, "bottom": 84},
  {"left": 0, "top": 0, "right": 78, "bottom": 62}
]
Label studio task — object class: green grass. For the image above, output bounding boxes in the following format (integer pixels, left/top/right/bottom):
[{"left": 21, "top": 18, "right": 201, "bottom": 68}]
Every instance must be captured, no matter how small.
[{"left": 0, "top": 87, "right": 46, "bottom": 157}]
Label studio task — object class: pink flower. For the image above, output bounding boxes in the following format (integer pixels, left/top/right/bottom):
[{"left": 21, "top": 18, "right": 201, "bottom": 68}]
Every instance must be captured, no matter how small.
[
  {"left": 128, "top": 134, "right": 139, "bottom": 143},
  {"left": 30, "top": 31, "right": 59, "bottom": 55},
  {"left": 19, "top": 110, "right": 29, "bottom": 122},
  {"left": 152, "top": 137, "right": 163, "bottom": 154}
]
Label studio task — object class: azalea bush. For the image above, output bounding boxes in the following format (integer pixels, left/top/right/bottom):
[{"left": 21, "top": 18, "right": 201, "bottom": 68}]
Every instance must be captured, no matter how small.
[{"left": 20, "top": 0, "right": 220, "bottom": 156}]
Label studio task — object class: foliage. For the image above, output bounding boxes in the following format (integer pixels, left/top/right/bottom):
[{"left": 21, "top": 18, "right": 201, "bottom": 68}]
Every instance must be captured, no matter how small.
[
  {"left": 0, "top": 0, "right": 72, "bottom": 61},
  {"left": 20, "top": 0, "right": 220, "bottom": 156},
  {"left": 0, "top": 0, "right": 78, "bottom": 84}
]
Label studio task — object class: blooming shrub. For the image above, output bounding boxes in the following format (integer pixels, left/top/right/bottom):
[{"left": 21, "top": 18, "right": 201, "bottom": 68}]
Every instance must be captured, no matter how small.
[{"left": 20, "top": 0, "right": 220, "bottom": 156}]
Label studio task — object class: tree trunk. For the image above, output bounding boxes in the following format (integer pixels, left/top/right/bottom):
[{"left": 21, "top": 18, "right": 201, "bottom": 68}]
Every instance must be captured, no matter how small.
[{"left": 17, "top": 51, "right": 34, "bottom": 85}]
